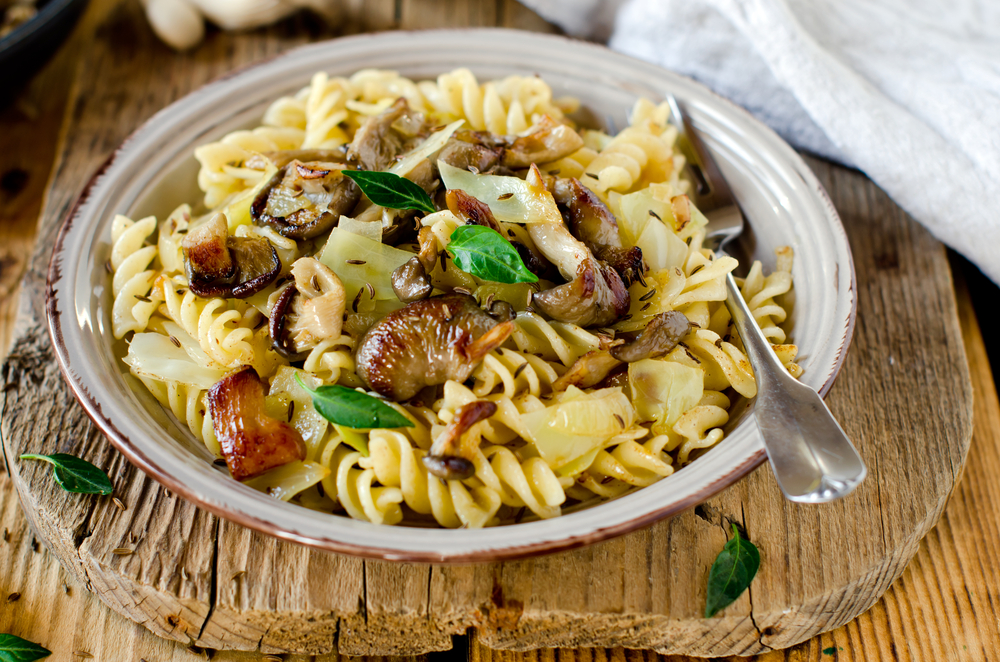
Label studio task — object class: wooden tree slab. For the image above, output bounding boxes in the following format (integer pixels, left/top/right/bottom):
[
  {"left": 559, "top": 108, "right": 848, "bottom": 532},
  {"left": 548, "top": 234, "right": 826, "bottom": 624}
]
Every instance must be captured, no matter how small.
[{"left": 0, "top": 0, "right": 973, "bottom": 656}]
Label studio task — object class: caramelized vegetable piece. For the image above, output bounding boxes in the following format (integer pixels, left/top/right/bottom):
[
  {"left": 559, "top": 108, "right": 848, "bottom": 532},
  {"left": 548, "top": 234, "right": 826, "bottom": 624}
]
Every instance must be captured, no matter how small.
[
  {"left": 501, "top": 116, "right": 584, "bottom": 169},
  {"left": 348, "top": 98, "right": 428, "bottom": 172},
  {"left": 251, "top": 160, "right": 360, "bottom": 239},
  {"left": 553, "top": 312, "right": 692, "bottom": 391},
  {"left": 208, "top": 368, "right": 306, "bottom": 481},
  {"left": 446, "top": 188, "right": 503, "bottom": 233},
  {"left": 610, "top": 310, "right": 693, "bottom": 362},
  {"left": 355, "top": 294, "right": 515, "bottom": 401},
  {"left": 183, "top": 213, "right": 281, "bottom": 298},
  {"left": 423, "top": 400, "right": 498, "bottom": 480},
  {"left": 552, "top": 177, "right": 644, "bottom": 284}
]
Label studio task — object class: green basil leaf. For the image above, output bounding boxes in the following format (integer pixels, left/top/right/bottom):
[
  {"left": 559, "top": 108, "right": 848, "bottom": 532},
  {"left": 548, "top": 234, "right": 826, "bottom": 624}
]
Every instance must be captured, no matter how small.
[
  {"left": 0, "top": 634, "right": 52, "bottom": 662},
  {"left": 295, "top": 374, "right": 414, "bottom": 432},
  {"left": 704, "top": 523, "right": 760, "bottom": 618},
  {"left": 342, "top": 170, "right": 436, "bottom": 213},
  {"left": 446, "top": 225, "right": 539, "bottom": 284},
  {"left": 19, "top": 454, "right": 113, "bottom": 495}
]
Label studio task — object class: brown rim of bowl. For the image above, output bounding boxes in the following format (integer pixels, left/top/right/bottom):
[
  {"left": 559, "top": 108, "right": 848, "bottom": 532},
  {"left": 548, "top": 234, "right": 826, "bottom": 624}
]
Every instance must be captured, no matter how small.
[{"left": 44, "top": 29, "right": 857, "bottom": 563}]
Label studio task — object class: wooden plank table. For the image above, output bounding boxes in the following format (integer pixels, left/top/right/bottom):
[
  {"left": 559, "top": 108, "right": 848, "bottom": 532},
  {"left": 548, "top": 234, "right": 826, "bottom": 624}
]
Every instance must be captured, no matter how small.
[{"left": 1, "top": 1, "right": 999, "bottom": 660}]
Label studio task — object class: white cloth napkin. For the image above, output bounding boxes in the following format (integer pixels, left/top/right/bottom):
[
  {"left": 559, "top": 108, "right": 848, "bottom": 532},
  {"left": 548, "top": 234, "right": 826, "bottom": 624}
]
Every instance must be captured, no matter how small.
[{"left": 520, "top": 0, "right": 1000, "bottom": 284}]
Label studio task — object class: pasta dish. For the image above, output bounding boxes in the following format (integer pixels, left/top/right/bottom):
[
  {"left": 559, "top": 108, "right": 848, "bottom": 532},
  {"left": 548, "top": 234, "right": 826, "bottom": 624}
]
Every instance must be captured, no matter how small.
[{"left": 109, "top": 68, "right": 799, "bottom": 528}]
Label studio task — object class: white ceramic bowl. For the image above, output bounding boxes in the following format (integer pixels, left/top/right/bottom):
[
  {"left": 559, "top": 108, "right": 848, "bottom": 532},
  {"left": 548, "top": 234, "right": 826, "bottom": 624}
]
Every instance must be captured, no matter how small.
[{"left": 47, "top": 29, "right": 855, "bottom": 562}]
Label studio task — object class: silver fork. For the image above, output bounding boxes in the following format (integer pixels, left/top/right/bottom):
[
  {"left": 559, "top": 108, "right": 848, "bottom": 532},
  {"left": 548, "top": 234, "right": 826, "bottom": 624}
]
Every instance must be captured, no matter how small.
[{"left": 666, "top": 96, "right": 866, "bottom": 503}]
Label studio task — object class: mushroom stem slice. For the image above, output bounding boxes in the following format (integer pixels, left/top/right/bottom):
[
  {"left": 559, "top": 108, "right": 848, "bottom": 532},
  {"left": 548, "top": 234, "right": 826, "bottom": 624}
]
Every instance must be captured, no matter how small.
[
  {"left": 208, "top": 367, "right": 306, "bottom": 481},
  {"left": 423, "top": 400, "right": 498, "bottom": 480}
]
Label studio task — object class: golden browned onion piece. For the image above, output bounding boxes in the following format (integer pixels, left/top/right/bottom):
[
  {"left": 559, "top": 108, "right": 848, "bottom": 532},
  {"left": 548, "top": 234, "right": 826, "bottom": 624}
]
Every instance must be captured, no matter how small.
[
  {"left": 355, "top": 294, "right": 515, "bottom": 401},
  {"left": 208, "top": 368, "right": 306, "bottom": 481}
]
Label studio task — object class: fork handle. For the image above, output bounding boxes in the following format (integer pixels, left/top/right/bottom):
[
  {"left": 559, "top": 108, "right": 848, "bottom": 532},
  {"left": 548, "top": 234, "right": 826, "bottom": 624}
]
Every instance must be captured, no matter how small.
[{"left": 723, "top": 271, "right": 867, "bottom": 502}]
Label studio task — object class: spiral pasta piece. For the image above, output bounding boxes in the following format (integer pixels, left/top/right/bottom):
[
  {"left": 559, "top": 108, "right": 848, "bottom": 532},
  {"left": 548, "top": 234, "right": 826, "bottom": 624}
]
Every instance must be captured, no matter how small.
[
  {"left": 472, "top": 348, "right": 560, "bottom": 399},
  {"left": 136, "top": 375, "right": 219, "bottom": 455},
  {"left": 509, "top": 312, "right": 601, "bottom": 366},
  {"left": 160, "top": 277, "right": 263, "bottom": 371},
  {"left": 111, "top": 215, "right": 161, "bottom": 339},
  {"left": 580, "top": 124, "right": 676, "bottom": 196},
  {"left": 194, "top": 126, "right": 305, "bottom": 209},
  {"left": 302, "top": 71, "right": 355, "bottom": 149},
  {"left": 303, "top": 336, "right": 359, "bottom": 386},
  {"left": 363, "top": 430, "right": 502, "bottom": 528}
]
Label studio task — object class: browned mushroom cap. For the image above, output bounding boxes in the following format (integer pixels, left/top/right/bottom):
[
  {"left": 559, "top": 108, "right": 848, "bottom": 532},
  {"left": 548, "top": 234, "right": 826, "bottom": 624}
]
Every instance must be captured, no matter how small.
[
  {"left": 183, "top": 213, "right": 281, "bottom": 299},
  {"left": 355, "top": 293, "right": 515, "bottom": 401},
  {"left": 501, "top": 116, "right": 585, "bottom": 169},
  {"left": 437, "top": 131, "right": 505, "bottom": 174},
  {"left": 208, "top": 367, "right": 306, "bottom": 481},
  {"left": 446, "top": 188, "right": 503, "bottom": 233},
  {"left": 251, "top": 161, "right": 361, "bottom": 240},
  {"left": 391, "top": 227, "right": 438, "bottom": 303},
  {"left": 609, "top": 311, "right": 693, "bottom": 362},
  {"left": 552, "top": 177, "right": 644, "bottom": 284},
  {"left": 422, "top": 400, "right": 497, "bottom": 480},
  {"left": 531, "top": 256, "right": 630, "bottom": 327},
  {"left": 347, "top": 98, "right": 428, "bottom": 172}
]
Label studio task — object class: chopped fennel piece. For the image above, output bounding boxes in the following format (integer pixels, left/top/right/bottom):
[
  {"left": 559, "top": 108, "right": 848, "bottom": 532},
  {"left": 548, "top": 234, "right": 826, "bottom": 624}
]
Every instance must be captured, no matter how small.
[
  {"left": 319, "top": 227, "right": 413, "bottom": 300},
  {"left": 521, "top": 387, "right": 635, "bottom": 470},
  {"left": 438, "top": 161, "right": 562, "bottom": 224},
  {"left": 124, "top": 333, "right": 227, "bottom": 390},
  {"left": 338, "top": 214, "right": 383, "bottom": 242},
  {"left": 243, "top": 461, "right": 329, "bottom": 501},
  {"left": 266, "top": 366, "right": 329, "bottom": 456},
  {"left": 390, "top": 119, "right": 464, "bottom": 177},
  {"left": 629, "top": 359, "right": 704, "bottom": 432}
]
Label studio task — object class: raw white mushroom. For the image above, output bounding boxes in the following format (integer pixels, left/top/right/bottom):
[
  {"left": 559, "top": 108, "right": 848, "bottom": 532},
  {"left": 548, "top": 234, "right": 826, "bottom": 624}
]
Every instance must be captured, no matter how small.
[
  {"left": 142, "top": 0, "right": 338, "bottom": 51},
  {"left": 143, "top": 0, "right": 205, "bottom": 51}
]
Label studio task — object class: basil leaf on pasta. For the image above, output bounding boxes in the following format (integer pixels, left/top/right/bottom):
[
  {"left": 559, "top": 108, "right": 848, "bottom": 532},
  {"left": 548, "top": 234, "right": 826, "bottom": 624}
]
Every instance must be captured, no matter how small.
[
  {"left": 19, "top": 453, "right": 114, "bottom": 495},
  {"left": 447, "top": 225, "right": 539, "bottom": 284},
  {"left": 704, "top": 523, "right": 760, "bottom": 618},
  {"left": 296, "top": 374, "right": 414, "bottom": 430},
  {"left": 342, "top": 170, "right": 436, "bottom": 214}
]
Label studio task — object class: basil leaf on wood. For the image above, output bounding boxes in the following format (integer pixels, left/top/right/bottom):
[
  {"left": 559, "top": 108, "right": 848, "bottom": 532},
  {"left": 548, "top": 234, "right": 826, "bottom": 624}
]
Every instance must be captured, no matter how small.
[
  {"left": 704, "top": 523, "right": 760, "bottom": 618},
  {"left": 342, "top": 170, "right": 436, "bottom": 214},
  {"left": 19, "top": 454, "right": 113, "bottom": 495},
  {"left": 295, "top": 374, "right": 414, "bottom": 432},
  {"left": 0, "top": 634, "right": 51, "bottom": 662},
  {"left": 447, "top": 225, "right": 539, "bottom": 284}
]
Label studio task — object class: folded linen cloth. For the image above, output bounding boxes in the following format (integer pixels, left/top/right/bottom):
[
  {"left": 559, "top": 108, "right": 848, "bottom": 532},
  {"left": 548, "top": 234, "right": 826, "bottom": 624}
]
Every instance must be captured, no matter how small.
[{"left": 520, "top": 0, "right": 1000, "bottom": 284}]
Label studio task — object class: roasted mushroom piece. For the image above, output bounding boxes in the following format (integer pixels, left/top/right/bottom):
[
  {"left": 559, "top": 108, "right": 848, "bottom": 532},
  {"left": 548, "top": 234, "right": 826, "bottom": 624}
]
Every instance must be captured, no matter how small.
[
  {"left": 348, "top": 97, "right": 429, "bottom": 172},
  {"left": 251, "top": 160, "right": 361, "bottom": 240},
  {"left": 500, "top": 116, "right": 585, "bottom": 169},
  {"left": 552, "top": 177, "right": 644, "bottom": 284},
  {"left": 437, "top": 132, "right": 505, "bottom": 174},
  {"left": 422, "top": 400, "right": 498, "bottom": 480},
  {"left": 391, "top": 227, "right": 439, "bottom": 303},
  {"left": 208, "top": 367, "right": 306, "bottom": 481},
  {"left": 183, "top": 212, "right": 281, "bottom": 298},
  {"left": 355, "top": 293, "right": 515, "bottom": 401},
  {"left": 269, "top": 258, "right": 347, "bottom": 358},
  {"left": 552, "top": 311, "right": 693, "bottom": 390}
]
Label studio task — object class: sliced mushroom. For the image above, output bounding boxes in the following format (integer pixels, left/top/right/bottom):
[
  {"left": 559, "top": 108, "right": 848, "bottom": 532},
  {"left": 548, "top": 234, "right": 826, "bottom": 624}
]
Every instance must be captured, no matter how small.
[
  {"left": 251, "top": 160, "right": 361, "bottom": 240},
  {"left": 347, "top": 98, "right": 428, "bottom": 172},
  {"left": 437, "top": 132, "right": 505, "bottom": 174},
  {"left": 552, "top": 312, "right": 692, "bottom": 391},
  {"left": 552, "top": 177, "right": 644, "bottom": 284},
  {"left": 270, "top": 258, "right": 347, "bottom": 358},
  {"left": 501, "top": 116, "right": 585, "bottom": 169},
  {"left": 355, "top": 293, "right": 515, "bottom": 401},
  {"left": 422, "top": 400, "right": 497, "bottom": 480},
  {"left": 208, "top": 367, "right": 306, "bottom": 481},
  {"left": 390, "top": 227, "right": 439, "bottom": 303},
  {"left": 183, "top": 212, "right": 281, "bottom": 298},
  {"left": 446, "top": 188, "right": 503, "bottom": 233},
  {"left": 609, "top": 310, "right": 693, "bottom": 362}
]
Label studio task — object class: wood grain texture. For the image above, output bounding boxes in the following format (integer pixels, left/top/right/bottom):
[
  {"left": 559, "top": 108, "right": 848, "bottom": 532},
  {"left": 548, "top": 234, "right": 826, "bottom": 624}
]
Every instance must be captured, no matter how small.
[{"left": 0, "top": 0, "right": 982, "bottom": 658}]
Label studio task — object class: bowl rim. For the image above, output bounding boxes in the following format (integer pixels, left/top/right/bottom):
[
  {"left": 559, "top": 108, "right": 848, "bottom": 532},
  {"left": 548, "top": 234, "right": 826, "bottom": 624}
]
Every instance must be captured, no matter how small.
[{"left": 45, "top": 27, "right": 857, "bottom": 563}]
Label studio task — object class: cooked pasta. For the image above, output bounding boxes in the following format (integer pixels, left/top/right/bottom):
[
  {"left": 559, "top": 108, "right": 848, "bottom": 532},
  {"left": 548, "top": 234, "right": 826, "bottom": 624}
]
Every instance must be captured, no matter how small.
[{"left": 109, "top": 68, "right": 800, "bottom": 527}]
